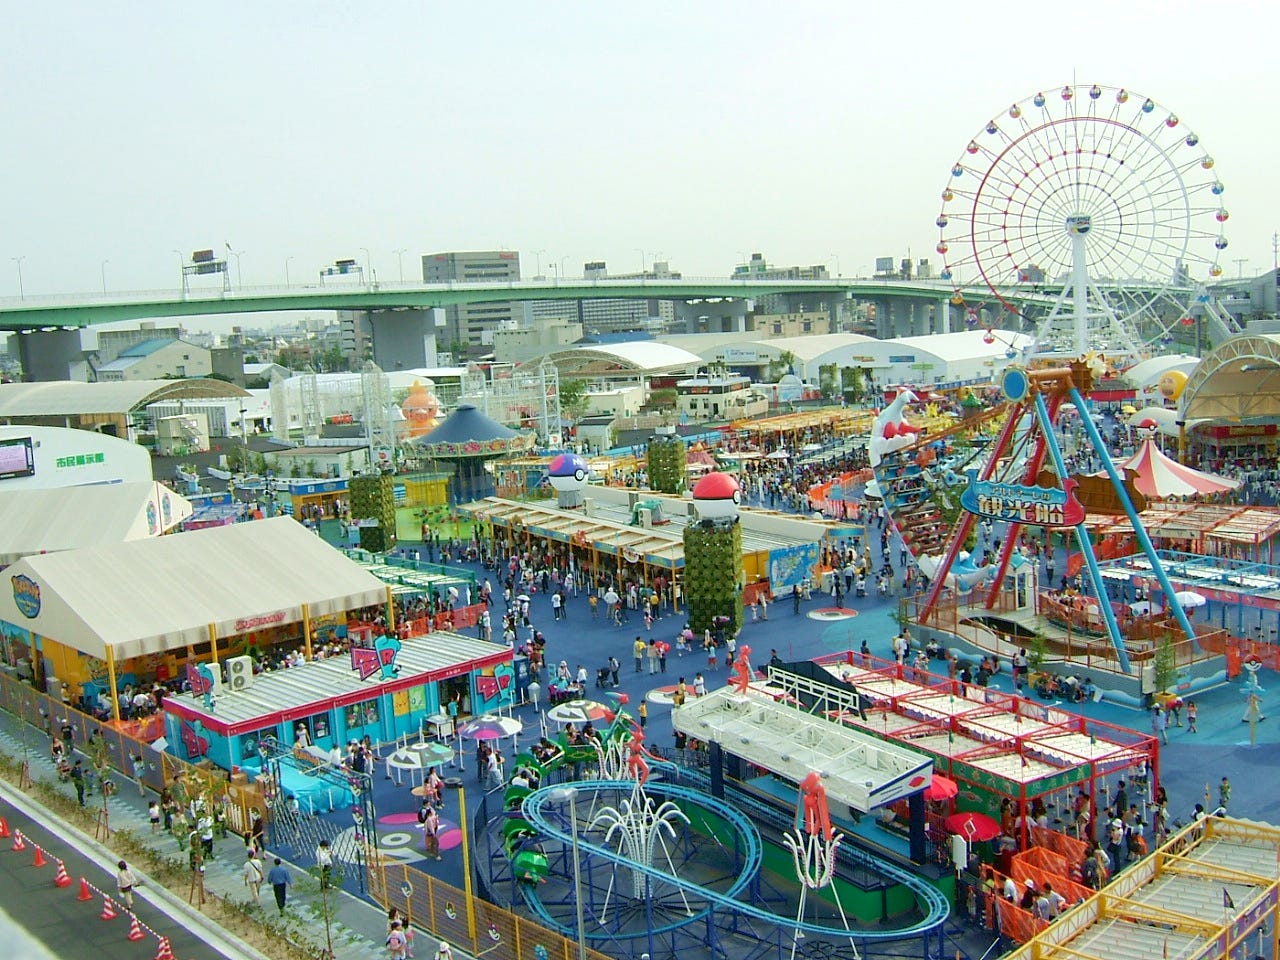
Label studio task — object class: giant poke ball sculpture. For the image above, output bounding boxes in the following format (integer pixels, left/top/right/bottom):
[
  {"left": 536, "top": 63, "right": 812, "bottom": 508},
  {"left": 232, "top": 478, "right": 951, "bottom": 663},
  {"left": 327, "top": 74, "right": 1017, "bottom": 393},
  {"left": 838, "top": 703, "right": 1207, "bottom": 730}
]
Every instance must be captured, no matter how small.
[
  {"left": 692, "top": 471, "right": 741, "bottom": 521},
  {"left": 548, "top": 452, "right": 590, "bottom": 493}
]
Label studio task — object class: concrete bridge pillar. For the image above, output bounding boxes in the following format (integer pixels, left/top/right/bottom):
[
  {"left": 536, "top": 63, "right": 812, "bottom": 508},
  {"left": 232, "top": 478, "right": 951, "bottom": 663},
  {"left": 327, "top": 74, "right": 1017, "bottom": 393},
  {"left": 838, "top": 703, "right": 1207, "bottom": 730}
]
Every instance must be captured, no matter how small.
[
  {"left": 676, "top": 300, "right": 748, "bottom": 334},
  {"left": 912, "top": 299, "right": 928, "bottom": 337},
  {"left": 937, "top": 297, "right": 952, "bottom": 334},
  {"left": 14, "top": 329, "right": 88, "bottom": 381}
]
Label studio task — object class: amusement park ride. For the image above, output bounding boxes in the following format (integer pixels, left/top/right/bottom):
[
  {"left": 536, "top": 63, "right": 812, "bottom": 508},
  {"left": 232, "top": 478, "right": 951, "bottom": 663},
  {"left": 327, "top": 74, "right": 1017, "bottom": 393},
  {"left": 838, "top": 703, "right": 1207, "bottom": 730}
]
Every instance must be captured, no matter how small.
[
  {"left": 478, "top": 83, "right": 1236, "bottom": 960},
  {"left": 874, "top": 82, "right": 1232, "bottom": 675}
]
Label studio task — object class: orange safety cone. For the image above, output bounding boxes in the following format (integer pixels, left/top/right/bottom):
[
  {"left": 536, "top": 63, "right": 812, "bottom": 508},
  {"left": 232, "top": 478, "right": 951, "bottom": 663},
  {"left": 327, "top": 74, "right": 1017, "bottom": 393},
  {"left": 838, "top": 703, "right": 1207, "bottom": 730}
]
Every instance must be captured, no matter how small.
[
  {"left": 11, "top": 830, "right": 25, "bottom": 852},
  {"left": 32, "top": 845, "right": 47, "bottom": 868},
  {"left": 154, "top": 937, "right": 174, "bottom": 960},
  {"left": 126, "top": 913, "right": 145, "bottom": 941},
  {"left": 77, "top": 876, "right": 93, "bottom": 901},
  {"left": 53, "top": 859, "right": 71, "bottom": 887},
  {"left": 0, "top": 816, "right": 9, "bottom": 838},
  {"left": 100, "top": 896, "right": 118, "bottom": 921}
]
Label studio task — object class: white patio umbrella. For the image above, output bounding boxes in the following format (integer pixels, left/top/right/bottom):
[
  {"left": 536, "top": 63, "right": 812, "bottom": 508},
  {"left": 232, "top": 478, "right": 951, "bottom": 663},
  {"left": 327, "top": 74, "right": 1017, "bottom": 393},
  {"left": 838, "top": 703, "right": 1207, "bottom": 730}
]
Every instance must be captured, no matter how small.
[{"left": 1173, "top": 591, "right": 1207, "bottom": 609}]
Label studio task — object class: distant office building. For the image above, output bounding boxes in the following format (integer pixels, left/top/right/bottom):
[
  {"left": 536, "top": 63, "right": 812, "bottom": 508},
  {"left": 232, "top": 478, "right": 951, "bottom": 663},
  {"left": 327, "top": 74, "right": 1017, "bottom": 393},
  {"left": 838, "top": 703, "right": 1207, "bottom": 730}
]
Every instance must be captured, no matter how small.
[
  {"left": 732, "top": 253, "right": 833, "bottom": 318},
  {"left": 423, "top": 251, "right": 522, "bottom": 354},
  {"left": 753, "top": 310, "right": 834, "bottom": 338},
  {"left": 525, "top": 260, "right": 678, "bottom": 335},
  {"left": 338, "top": 308, "right": 441, "bottom": 371},
  {"left": 493, "top": 316, "right": 584, "bottom": 364},
  {"left": 94, "top": 322, "right": 185, "bottom": 366},
  {"left": 96, "top": 338, "right": 212, "bottom": 382}
]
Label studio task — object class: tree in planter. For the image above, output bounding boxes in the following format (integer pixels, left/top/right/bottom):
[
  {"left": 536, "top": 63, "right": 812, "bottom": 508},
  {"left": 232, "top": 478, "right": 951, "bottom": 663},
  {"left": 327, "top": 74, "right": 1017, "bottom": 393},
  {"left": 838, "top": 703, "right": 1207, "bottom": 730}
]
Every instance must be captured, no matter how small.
[
  {"left": 302, "top": 859, "right": 345, "bottom": 959},
  {"left": 1153, "top": 633, "right": 1178, "bottom": 699}
]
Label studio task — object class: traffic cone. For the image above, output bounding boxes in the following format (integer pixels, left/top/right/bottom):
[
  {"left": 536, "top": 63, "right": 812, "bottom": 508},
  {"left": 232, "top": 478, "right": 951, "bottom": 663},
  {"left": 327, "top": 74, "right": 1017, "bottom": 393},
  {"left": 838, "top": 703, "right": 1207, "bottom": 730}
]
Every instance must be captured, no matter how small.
[
  {"left": 11, "top": 830, "right": 25, "bottom": 852},
  {"left": 53, "top": 859, "right": 71, "bottom": 887},
  {"left": 154, "top": 937, "right": 174, "bottom": 960},
  {"left": 0, "top": 816, "right": 9, "bottom": 838},
  {"left": 126, "top": 913, "right": 145, "bottom": 941},
  {"left": 32, "top": 845, "right": 47, "bottom": 868},
  {"left": 77, "top": 876, "right": 93, "bottom": 901},
  {"left": 101, "top": 896, "right": 118, "bottom": 921}
]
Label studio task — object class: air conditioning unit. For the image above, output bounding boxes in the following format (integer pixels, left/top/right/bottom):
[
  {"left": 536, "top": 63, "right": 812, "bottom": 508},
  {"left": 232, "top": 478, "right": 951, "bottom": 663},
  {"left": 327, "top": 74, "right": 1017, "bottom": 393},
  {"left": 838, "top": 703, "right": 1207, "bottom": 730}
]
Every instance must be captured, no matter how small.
[{"left": 225, "top": 655, "right": 254, "bottom": 692}]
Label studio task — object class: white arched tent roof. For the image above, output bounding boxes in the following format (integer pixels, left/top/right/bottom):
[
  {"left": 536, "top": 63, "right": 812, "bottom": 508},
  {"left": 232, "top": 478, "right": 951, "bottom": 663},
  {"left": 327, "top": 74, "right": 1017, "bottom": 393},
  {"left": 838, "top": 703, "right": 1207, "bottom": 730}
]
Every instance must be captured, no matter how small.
[
  {"left": 1123, "top": 355, "right": 1199, "bottom": 390},
  {"left": 1181, "top": 334, "right": 1280, "bottom": 422},
  {"left": 548, "top": 342, "right": 703, "bottom": 376},
  {"left": 0, "top": 379, "right": 249, "bottom": 418}
]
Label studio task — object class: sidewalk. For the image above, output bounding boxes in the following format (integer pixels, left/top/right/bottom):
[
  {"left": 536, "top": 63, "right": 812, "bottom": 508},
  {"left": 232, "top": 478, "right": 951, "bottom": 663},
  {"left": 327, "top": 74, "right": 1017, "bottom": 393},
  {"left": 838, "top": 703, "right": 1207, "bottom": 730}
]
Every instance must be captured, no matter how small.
[{"left": 0, "top": 709, "right": 469, "bottom": 960}]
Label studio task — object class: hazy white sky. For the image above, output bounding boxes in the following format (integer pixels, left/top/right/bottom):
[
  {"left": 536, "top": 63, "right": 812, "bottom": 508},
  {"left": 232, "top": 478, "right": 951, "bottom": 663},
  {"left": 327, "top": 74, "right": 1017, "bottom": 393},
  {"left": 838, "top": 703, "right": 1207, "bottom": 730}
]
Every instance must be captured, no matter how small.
[{"left": 1, "top": 0, "right": 1275, "bottom": 317}]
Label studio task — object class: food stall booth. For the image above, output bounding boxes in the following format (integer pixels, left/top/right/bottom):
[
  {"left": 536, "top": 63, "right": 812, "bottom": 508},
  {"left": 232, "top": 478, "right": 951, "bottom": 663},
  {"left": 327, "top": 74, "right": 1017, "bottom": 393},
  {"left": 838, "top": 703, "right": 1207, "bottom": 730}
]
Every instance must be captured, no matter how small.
[{"left": 0, "top": 516, "right": 393, "bottom": 736}]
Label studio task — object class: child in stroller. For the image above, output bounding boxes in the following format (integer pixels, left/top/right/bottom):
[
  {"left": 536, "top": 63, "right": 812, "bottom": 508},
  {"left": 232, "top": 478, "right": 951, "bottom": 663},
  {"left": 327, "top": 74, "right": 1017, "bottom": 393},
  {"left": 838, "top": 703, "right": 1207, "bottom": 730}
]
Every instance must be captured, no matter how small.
[{"left": 596, "top": 666, "right": 615, "bottom": 689}]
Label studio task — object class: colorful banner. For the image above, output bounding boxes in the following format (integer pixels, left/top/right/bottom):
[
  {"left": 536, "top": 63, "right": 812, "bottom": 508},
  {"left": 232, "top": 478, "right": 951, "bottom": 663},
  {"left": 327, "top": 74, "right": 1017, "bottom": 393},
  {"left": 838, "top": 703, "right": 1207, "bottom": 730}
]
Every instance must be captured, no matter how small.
[
  {"left": 960, "top": 470, "right": 1085, "bottom": 528},
  {"left": 768, "top": 542, "right": 821, "bottom": 590}
]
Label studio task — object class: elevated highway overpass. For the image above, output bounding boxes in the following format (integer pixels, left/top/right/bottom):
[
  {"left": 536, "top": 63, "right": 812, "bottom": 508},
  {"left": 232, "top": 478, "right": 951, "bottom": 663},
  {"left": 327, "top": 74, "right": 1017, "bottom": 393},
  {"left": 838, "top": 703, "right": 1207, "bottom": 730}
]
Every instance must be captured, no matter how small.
[{"left": 0, "top": 276, "right": 1054, "bottom": 332}]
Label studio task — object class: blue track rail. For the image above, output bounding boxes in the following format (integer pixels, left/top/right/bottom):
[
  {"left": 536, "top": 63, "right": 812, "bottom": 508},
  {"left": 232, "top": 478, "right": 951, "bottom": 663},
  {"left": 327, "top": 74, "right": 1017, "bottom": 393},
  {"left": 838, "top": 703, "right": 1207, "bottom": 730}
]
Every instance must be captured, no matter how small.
[{"left": 518, "top": 779, "right": 951, "bottom": 942}]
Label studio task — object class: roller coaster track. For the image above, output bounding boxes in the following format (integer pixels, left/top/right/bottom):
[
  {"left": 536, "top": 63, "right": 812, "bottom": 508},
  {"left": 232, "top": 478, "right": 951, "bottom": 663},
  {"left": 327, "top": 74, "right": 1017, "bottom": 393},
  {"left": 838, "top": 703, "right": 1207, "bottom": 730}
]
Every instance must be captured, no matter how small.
[{"left": 517, "top": 778, "right": 951, "bottom": 942}]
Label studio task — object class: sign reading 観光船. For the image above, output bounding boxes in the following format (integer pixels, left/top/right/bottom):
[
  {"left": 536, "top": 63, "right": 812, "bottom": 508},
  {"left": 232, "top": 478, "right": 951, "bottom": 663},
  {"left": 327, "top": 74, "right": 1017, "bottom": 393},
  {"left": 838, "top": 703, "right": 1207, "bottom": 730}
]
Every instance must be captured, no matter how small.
[{"left": 960, "top": 469, "right": 1085, "bottom": 528}]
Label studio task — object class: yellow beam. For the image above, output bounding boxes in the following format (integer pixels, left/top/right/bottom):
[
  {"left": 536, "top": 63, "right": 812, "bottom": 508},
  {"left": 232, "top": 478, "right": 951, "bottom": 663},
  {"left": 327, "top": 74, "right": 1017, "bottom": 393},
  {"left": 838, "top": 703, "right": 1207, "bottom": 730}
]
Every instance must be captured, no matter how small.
[
  {"left": 207, "top": 623, "right": 219, "bottom": 664},
  {"left": 302, "top": 602, "right": 312, "bottom": 661},
  {"left": 104, "top": 644, "right": 121, "bottom": 723}
]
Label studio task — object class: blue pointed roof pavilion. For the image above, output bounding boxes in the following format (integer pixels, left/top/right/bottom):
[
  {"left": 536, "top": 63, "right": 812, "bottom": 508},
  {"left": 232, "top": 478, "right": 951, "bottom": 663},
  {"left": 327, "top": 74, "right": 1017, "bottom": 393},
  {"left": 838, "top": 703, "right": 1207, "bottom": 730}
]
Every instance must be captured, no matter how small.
[{"left": 414, "top": 404, "right": 534, "bottom": 459}]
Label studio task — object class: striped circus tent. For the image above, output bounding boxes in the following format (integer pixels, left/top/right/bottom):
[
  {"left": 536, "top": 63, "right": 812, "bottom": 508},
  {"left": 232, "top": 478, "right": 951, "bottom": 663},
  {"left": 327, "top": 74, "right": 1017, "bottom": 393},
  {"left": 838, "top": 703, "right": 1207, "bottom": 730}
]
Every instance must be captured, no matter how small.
[{"left": 1111, "top": 439, "right": 1240, "bottom": 499}]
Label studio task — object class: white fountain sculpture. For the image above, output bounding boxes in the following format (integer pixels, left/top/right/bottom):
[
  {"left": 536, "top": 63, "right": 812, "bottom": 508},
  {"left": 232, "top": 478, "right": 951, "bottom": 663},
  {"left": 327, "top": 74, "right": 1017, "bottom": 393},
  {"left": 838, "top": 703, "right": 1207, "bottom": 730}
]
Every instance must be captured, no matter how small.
[{"left": 590, "top": 782, "right": 691, "bottom": 906}]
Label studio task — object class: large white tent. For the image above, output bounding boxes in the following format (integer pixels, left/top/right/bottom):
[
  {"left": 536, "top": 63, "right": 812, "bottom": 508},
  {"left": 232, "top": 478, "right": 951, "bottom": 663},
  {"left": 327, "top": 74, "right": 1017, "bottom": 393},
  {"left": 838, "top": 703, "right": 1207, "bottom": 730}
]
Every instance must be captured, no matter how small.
[
  {"left": 0, "top": 516, "right": 388, "bottom": 662},
  {"left": 0, "top": 481, "right": 192, "bottom": 568}
]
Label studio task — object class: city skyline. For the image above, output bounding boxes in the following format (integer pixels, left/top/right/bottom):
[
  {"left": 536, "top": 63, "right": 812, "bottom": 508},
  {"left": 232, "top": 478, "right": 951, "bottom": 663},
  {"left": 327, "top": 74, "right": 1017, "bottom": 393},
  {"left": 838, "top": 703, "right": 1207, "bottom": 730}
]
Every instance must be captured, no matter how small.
[{"left": 2, "top": 1, "right": 1275, "bottom": 311}]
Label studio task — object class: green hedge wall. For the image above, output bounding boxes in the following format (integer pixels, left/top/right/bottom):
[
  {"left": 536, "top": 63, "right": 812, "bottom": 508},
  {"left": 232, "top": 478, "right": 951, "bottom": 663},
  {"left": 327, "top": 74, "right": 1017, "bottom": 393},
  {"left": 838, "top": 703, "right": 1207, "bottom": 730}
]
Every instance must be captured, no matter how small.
[{"left": 683, "top": 521, "right": 743, "bottom": 636}]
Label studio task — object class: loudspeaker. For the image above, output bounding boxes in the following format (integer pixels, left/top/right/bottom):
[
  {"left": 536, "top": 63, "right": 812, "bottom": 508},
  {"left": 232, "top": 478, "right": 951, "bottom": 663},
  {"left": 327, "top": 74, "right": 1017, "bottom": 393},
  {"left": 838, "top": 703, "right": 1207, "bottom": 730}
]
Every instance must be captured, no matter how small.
[{"left": 225, "top": 655, "right": 254, "bottom": 692}]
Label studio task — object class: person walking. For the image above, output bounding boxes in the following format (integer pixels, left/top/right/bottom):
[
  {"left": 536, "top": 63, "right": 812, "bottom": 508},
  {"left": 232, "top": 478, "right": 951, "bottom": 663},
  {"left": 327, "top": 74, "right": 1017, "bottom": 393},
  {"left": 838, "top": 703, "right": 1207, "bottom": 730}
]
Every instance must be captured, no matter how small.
[
  {"left": 315, "top": 840, "right": 333, "bottom": 889},
  {"left": 387, "top": 920, "right": 409, "bottom": 960},
  {"left": 1151, "top": 705, "right": 1169, "bottom": 745},
  {"left": 633, "top": 636, "right": 645, "bottom": 673},
  {"left": 243, "top": 849, "right": 264, "bottom": 903},
  {"left": 420, "top": 804, "right": 442, "bottom": 860},
  {"left": 638, "top": 699, "right": 648, "bottom": 729},
  {"left": 115, "top": 860, "right": 139, "bottom": 911},
  {"left": 1186, "top": 699, "right": 1198, "bottom": 733},
  {"left": 792, "top": 584, "right": 801, "bottom": 615},
  {"left": 70, "top": 760, "right": 85, "bottom": 806},
  {"left": 131, "top": 754, "right": 147, "bottom": 796},
  {"left": 267, "top": 857, "right": 292, "bottom": 914}
]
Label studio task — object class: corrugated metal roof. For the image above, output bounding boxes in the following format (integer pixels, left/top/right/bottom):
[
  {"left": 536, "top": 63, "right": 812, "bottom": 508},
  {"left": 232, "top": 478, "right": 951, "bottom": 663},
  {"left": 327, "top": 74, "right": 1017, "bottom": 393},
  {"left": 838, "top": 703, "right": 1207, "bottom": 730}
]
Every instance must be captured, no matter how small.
[{"left": 0, "top": 379, "right": 248, "bottom": 416}]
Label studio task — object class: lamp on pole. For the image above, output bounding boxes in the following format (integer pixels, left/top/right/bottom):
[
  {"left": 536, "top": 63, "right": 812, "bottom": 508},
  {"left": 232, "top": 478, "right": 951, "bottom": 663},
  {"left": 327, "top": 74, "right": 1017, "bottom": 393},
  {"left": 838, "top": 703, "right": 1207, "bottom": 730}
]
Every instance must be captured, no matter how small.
[
  {"left": 635, "top": 248, "right": 647, "bottom": 274},
  {"left": 829, "top": 253, "right": 842, "bottom": 277},
  {"left": 225, "top": 244, "right": 243, "bottom": 289},
  {"left": 392, "top": 249, "right": 407, "bottom": 283},
  {"left": 445, "top": 778, "right": 478, "bottom": 949},
  {"left": 531, "top": 249, "right": 546, "bottom": 278},
  {"left": 549, "top": 261, "right": 560, "bottom": 284},
  {"left": 285, "top": 256, "right": 294, "bottom": 286},
  {"left": 560, "top": 256, "right": 570, "bottom": 281},
  {"left": 100, "top": 260, "right": 110, "bottom": 294},
  {"left": 548, "top": 786, "right": 586, "bottom": 960},
  {"left": 10, "top": 256, "right": 24, "bottom": 300},
  {"left": 360, "top": 247, "right": 372, "bottom": 284}
]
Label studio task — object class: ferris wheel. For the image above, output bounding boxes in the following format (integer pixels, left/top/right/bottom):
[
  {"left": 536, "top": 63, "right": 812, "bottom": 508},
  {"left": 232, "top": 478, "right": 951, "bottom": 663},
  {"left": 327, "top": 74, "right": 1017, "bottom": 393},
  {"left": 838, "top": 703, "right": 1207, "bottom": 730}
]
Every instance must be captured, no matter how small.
[{"left": 936, "top": 83, "right": 1228, "bottom": 361}]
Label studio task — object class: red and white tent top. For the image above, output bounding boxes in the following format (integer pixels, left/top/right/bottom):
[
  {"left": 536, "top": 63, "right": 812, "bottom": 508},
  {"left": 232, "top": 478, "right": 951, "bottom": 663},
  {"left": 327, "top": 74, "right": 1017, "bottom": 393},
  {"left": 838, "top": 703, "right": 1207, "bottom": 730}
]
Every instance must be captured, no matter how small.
[{"left": 1110, "top": 439, "right": 1240, "bottom": 499}]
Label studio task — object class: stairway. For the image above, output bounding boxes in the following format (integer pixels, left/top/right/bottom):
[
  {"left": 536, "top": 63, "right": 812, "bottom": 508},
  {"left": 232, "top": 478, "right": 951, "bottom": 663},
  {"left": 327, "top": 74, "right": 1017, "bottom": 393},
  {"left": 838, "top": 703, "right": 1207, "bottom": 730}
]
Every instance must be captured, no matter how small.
[{"left": 874, "top": 448, "right": 950, "bottom": 558}]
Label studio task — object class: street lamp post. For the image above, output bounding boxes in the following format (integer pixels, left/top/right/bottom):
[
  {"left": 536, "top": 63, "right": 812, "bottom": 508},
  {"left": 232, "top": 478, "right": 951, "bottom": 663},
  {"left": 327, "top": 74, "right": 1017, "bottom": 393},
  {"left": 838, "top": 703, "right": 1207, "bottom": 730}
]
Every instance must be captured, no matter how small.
[
  {"left": 636, "top": 248, "right": 647, "bottom": 274},
  {"left": 10, "top": 256, "right": 24, "bottom": 300},
  {"left": 226, "top": 244, "right": 244, "bottom": 289},
  {"left": 549, "top": 262, "right": 560, "bottom": 284},
  {"left": 829, "top": 253, "right": 842, "bottom": 276},
  {"left": 560, "top": 256, "right": 570, "bottom": 281},
  {"left": 360, "top": 247, "right": 372, "bottom": 285},
  {"left": 392, "top": 249, "right": 407, "bottom": 283},
  {"left": 100, "top": 260, "right": 110, "bottom": 294},
  {"left": 531, "top": 249, "right": 546, "bottom": 278},
  {"left": 548, "top": 786, "right": 587, "bottom": 960},
  {"left": 285, "top": 256, "right": 294, "bottom": 286}
]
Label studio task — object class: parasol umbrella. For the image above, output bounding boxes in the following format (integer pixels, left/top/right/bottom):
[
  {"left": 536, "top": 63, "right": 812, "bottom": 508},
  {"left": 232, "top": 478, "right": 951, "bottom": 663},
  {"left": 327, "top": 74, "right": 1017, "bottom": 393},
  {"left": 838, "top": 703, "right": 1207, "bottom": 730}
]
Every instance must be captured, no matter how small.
[
  {"left": 516, "top": 594, "right": 531, "bottom": 603},
  {"left": 1173, "top": 591, "right": 1207, "bottom": 609},
  {"left": 766, "top": 449, "right": 790, "bottom": 460},
  {"left": 924, "top": 774, "right": 958, "bottom": 802},
  {"left": 546, "top": 699, "right": 611, "bottom": 724},
  {"left": 457, "top": 715, "right": 523, "bottom": 740},
  {"left": 943, "top": 811, "right": 1001, "bottom": 842},
  {"left": 385, "top": 741, "right": 454, "bottom": 787}
]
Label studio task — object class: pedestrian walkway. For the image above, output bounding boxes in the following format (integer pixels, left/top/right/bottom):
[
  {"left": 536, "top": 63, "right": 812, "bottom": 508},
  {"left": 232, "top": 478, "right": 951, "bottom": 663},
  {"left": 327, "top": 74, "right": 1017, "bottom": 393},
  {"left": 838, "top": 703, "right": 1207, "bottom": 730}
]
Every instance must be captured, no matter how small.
[{"left": 0, "top": 710, "right": 471, "bottom": 960}]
